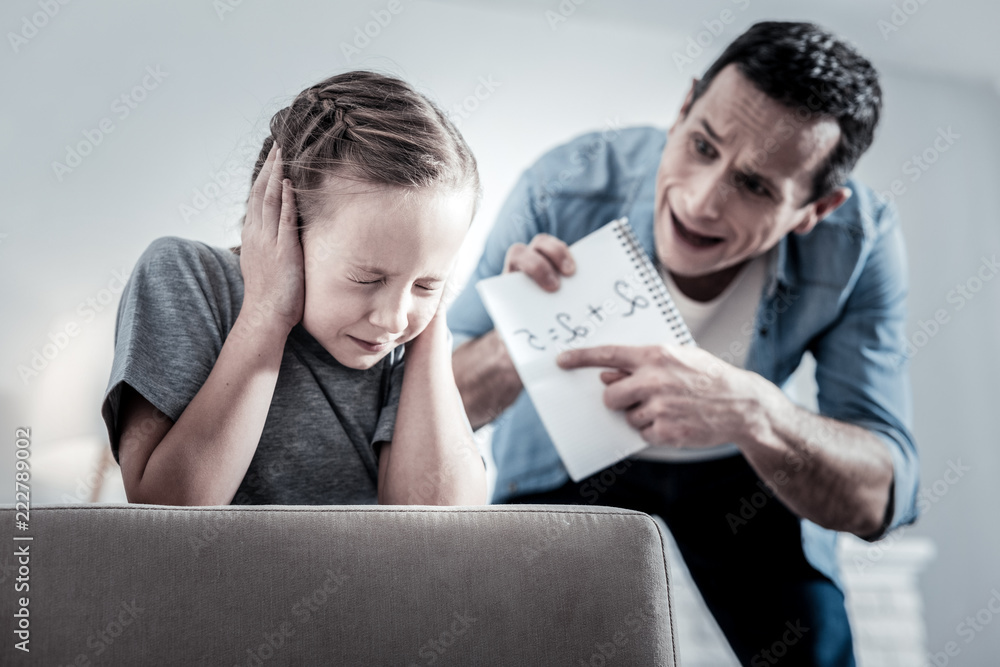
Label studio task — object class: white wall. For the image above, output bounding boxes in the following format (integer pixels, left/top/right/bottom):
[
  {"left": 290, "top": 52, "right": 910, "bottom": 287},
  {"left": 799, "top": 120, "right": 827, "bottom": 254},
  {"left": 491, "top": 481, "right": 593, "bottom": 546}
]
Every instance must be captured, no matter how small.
[{"left": 1, "top": 1, "right": 998, "bottom": 663}]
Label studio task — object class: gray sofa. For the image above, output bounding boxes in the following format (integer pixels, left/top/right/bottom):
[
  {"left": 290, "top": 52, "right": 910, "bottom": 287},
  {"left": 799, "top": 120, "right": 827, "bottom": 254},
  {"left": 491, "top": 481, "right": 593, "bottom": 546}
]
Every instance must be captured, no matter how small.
[{"left": 0, "top": 504, "right": 679, "bottom": 665}]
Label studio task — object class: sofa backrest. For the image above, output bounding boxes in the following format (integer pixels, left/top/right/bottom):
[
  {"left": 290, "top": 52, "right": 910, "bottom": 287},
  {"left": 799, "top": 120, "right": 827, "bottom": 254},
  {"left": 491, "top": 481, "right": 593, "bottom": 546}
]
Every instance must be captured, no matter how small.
[{"left": 1, "top": 504, "right": 678, "bottom": 665}]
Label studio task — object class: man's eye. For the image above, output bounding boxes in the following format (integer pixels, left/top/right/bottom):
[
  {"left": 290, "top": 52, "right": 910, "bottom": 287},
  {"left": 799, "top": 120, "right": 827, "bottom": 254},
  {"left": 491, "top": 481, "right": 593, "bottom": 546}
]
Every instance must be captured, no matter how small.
[
  {"left": 743, "top": 177, "right": 768, "bottom": 197},
  {"left": 693, "top": 136, "right": 715, "bottom": 158},
  {"left": 732, "top": 172, "right": 769, "bottom": 198}
]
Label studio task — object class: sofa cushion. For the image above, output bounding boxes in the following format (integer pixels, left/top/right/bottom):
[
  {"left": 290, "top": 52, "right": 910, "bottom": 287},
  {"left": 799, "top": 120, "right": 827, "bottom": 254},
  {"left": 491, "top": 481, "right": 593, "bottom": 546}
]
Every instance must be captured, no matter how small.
[{"left": 1, "top": 504, "right": 678, "bottom": 665}]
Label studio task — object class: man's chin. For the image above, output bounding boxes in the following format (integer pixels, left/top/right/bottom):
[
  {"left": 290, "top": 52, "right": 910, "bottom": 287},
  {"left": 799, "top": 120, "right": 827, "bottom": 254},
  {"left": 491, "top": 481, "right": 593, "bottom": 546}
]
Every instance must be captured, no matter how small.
[{"left": 657, "top": 244, "right": 725, "bottom": 278}]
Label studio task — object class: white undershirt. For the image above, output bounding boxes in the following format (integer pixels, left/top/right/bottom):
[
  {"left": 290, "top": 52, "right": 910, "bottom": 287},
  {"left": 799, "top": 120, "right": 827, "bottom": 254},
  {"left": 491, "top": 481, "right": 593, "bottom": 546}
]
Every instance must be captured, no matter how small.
[{"left": 632, "top": 248, "right": 772, "bottom": 462}]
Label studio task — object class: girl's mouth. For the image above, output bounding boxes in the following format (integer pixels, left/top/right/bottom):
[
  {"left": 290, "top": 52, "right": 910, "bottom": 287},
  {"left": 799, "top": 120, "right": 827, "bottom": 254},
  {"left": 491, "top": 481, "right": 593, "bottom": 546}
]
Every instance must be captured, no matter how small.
[{"left": 348, "top": 336, "right": 391, "bottom": 353}]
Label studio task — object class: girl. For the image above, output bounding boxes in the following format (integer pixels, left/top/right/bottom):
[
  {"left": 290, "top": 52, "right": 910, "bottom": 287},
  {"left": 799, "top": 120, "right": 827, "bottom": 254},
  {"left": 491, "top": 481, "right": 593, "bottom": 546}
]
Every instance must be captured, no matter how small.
[{"left": 100, "top": 70, "right": 487, "bottom": 506}]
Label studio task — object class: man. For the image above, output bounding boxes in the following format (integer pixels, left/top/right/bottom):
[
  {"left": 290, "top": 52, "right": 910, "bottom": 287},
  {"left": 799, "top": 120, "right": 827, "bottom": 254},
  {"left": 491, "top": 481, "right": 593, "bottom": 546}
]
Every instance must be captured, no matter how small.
[{"left": 448, "top": 21, "right": 919, "bottom": 666}]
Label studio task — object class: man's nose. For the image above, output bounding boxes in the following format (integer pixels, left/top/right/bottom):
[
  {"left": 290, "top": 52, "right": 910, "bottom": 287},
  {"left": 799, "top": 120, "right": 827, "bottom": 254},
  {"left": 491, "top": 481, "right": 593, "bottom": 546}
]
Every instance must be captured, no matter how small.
[{"left": 684, "top": 167, "right": 725, "bottom": 221}]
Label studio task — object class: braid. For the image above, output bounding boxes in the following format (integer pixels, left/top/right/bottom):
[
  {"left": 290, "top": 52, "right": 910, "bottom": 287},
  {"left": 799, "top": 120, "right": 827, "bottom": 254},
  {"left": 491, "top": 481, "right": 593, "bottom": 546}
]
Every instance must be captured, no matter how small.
[
  {"left": 233, "top": 70, "right": 481, "bottom": 255},
  {"left": 297, "top": 87, "right": 356, "bottom": 154}
]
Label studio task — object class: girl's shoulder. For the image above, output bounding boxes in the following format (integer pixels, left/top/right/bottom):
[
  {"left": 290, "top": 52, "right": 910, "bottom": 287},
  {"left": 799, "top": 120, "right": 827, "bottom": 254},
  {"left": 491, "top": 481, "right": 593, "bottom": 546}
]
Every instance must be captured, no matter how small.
[
  {"left": 127, "top": 236, "right": 244, "bottom": 329},
  {"left": 138, "top": 236, "right": 239, "bottom": 277}
]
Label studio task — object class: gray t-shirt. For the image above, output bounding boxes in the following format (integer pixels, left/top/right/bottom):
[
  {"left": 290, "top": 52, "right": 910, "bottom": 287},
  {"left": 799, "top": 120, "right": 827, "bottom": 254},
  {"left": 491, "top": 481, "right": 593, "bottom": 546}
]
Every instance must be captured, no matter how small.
[{"left": 100, "top": 236, "right": 404, "bottom": 505}]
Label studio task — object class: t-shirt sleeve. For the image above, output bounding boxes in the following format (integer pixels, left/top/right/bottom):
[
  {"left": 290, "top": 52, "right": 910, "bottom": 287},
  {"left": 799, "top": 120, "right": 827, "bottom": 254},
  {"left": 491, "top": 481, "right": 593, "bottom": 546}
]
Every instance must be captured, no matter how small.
[
  {"left": 100, "top": 236, "right": 231, "bottom": 464},
  {"left": 371, "top": 343, "right": 406, "bottom": 453}
]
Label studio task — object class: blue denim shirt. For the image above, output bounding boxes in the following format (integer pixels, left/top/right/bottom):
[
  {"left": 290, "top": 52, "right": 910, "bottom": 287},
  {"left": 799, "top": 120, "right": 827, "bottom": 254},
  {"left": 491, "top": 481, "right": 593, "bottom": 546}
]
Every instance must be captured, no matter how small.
[{"left": 448, "top": 126, "right": 919, "bottom": 588}]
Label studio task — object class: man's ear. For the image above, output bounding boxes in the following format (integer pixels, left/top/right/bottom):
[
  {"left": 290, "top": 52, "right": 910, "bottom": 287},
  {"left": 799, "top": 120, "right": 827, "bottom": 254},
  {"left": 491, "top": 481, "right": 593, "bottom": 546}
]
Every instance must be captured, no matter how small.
[
  {"left": 793, "top": 186, "right": 852, "bottom": 235},
  {"left": 669, "top": 78, "right": 699, "bottom": 135}
]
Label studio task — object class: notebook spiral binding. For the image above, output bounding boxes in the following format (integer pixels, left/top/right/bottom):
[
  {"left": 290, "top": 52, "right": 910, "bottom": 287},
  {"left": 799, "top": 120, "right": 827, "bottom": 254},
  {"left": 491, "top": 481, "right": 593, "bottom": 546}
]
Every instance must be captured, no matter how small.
[{"left": 613, "top": 217, "right": 696, "bottom": 347}]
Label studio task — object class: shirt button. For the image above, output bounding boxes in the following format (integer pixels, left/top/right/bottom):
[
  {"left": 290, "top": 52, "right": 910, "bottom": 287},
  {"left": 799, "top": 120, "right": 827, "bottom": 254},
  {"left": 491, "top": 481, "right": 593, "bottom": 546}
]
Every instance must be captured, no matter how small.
[{"left": 508, "top": 482, "right": 518, "bottom": 493}]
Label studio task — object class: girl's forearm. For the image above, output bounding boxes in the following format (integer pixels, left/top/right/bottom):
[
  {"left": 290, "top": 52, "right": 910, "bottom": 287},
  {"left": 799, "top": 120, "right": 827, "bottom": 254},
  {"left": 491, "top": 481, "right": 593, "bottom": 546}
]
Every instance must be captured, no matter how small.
[
  {"left": 132, "top": 311, "right": 290, "bottom": 505},
  {"left": 379, "top": 322, "right": 488, "bottom": 506}
]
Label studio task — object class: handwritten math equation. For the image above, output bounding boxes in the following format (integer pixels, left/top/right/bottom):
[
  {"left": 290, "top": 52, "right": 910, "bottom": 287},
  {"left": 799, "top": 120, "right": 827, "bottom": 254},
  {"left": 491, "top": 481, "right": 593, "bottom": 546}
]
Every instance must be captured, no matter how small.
[{"left": 513, "top": 279, "right": 650, "bottom": 353}]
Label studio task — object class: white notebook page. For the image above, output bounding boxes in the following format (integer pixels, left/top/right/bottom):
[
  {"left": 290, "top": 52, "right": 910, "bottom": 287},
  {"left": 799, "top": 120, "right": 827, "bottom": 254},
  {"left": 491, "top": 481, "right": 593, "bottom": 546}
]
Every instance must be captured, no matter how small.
[{"left": 476, "top": 217, "right": 694, "bottom": 481}]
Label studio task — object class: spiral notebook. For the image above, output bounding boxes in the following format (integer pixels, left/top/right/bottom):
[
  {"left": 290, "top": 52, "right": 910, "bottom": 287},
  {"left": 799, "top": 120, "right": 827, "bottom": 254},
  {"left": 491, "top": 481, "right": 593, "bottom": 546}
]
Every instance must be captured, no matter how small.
[{"left": 476, "top": 217, "right": 695, "bottom": 481}]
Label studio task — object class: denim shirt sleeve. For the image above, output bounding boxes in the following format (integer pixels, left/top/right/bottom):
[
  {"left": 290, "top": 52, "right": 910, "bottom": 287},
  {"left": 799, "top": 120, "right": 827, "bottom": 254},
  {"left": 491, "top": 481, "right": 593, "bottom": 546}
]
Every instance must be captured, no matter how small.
[
  {"left": 447, "top": 165, "right": 544, "bottom": 349},
  {"left": 809, "top": 201, "right": 919, "bottom": 541}
]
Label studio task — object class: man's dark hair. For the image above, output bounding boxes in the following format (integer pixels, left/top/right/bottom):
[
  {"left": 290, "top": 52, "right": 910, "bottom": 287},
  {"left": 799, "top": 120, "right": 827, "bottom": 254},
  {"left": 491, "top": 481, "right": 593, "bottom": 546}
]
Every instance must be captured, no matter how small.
[{"left": 689, "top": 21, "right": 882, "bottom": 204}]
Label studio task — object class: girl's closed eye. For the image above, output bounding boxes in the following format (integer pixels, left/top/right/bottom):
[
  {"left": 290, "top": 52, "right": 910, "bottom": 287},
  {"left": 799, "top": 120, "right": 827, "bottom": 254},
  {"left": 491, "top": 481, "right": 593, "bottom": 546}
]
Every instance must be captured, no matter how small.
[{"left": 349, "top": 272, "right": 386, "bottom": 286}]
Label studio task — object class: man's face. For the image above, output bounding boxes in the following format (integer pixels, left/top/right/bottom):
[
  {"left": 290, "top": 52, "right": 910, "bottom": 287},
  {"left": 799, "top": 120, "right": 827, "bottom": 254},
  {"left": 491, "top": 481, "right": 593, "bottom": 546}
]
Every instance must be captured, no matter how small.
[
  {"left": 654, "top": 63, "right": 846, "bottom": 278},
  {"left": 300, "top": 181, "right": 472, "bottom": 370}
]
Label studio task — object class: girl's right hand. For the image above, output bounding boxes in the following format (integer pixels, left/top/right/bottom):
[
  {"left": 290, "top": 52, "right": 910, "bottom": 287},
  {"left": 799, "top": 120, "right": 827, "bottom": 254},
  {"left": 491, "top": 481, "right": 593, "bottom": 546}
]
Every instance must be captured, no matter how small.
[{"left": 239, "top": 143, "right": 305, "bottom": 333}]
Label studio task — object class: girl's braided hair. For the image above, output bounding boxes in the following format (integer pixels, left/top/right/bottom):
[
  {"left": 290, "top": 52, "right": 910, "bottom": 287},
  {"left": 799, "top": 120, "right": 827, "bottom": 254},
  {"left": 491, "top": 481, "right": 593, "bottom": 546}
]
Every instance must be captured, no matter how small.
[{"left": 232, "top": 70, "right": 480, "bottom": 254}]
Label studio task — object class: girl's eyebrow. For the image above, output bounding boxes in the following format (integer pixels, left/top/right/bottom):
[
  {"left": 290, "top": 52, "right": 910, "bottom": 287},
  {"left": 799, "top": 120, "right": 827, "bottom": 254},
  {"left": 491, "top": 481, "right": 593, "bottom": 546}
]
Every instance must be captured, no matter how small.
[{"left": 351, "top": 263, "right": 392, "bottom": 276}]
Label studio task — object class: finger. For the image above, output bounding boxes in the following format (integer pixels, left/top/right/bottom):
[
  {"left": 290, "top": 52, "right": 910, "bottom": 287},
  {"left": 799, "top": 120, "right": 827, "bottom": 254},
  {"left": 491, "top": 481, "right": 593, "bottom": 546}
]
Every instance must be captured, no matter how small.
[
  {"left": 624, "top": 402, "right": 656, "bottom": 432},
  {"left": 249, "top": 143, "right": 278, "bottom": 229},
  {"left": 603, "top": 372, "right": 657, "bottom": 411},
  {"left": 529, "top": 233, "right": 576, "bottom": 275},
  {"left": 278, "top": 178, "right": 298, "bottom": 239},
  {"left": 506, "top": 245, "right": 562, "bottom": 291},
  {"left": 557, "top": 345, "right": 643, "bottom": 372},
  {"left": 600, "top": 370, "right": 629, "bottom": 385},
  {"left": 262, "top": 146, "right": 284, "bottom": 240}
]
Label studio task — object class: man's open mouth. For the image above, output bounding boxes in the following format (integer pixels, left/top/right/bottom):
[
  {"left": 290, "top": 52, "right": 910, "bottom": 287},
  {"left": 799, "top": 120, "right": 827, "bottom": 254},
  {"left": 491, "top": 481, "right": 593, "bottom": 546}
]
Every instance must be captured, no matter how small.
[{"left": 672, "top": 211, "right": 725, "bottom": 248}]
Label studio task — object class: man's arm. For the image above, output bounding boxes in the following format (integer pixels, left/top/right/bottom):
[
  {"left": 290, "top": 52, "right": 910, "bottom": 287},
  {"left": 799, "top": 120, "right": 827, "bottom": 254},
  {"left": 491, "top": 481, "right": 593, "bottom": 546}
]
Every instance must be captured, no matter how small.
[
  {"left": 736, "top": 373, "right": 894, "bottom": 538},
  {"left": 560, "top": 343, "right": 895, "bottom": 537},
  {"left": 453, "top": 330, "right": 523, "bottom": 430},
  {"left": 557, "top": 201, "right": 918, "bottom": 540}
]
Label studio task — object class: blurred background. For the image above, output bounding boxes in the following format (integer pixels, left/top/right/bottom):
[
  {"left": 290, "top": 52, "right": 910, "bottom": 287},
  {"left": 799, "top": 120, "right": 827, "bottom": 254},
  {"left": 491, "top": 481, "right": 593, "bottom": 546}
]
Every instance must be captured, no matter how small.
[{"left": 1, "top": 0, "right": 997, "bottom": 663}]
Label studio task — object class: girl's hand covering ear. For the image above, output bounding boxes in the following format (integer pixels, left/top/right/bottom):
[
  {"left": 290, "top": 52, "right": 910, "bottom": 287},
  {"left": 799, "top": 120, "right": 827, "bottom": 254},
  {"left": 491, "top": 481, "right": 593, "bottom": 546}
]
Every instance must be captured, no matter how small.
[{"left": 239, "top": 144, "right": 306, "bottom": 332}]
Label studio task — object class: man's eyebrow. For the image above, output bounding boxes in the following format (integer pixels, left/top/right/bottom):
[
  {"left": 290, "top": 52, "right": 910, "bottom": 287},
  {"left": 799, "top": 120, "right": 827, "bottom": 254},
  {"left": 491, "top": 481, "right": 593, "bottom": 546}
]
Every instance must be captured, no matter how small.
[{"left": 701, "top": 119, "right": 723, "bottom": 142}]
